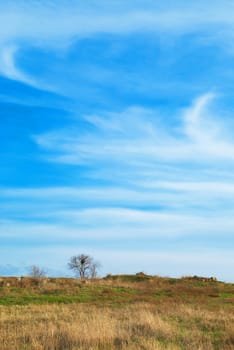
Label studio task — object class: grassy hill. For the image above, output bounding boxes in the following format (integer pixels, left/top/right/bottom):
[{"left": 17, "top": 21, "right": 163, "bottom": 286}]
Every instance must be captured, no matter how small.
[{"left": 0, "top": 274, "right": 234, "bottom": 349}]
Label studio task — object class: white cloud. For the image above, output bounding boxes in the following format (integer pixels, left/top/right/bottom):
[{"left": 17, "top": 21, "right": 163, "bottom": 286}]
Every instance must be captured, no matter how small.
[
  {"left": 33, "top": 93, "right": 234, "bottom": 166},
  {"left": 0, "top": 1, "right": 234, "bottom": 86},
  {"left": 2, "top": 178, "right": 234, "bottom": 211},
  {"left": 141, "top": 181, "right": 234, "bottom": 193},
  {"left": 1, "top": 1, "right": 234, "bottom": 45},
  {"left": 0, "top": 45, "right": 37, "bottom": 86},
  {"left": 182, "top": 93, "right": 234, "bottom": 159},
  {"left": 1, "top": 204, "right": 234, "bottom": 241},
  {"left": 1, "top": 1, "right": 234, "bottom": 281},
  {"left": 183, "top": 93, "right": 215, "bottom": 142},
  {"left": 56, "top": 208, "right": 234, "bottom": 237}
]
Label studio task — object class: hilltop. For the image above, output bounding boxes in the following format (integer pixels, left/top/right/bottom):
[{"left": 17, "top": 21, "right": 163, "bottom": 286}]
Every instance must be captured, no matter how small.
[
  {"left": 0, "top": 273, "right": 233, "bottom": 307},
  {"left": 1, "top": 274, "right": 234, "bottom": 349}
]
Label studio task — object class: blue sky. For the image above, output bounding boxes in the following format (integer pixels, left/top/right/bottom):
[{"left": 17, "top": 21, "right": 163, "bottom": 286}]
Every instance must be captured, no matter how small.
[{"left": 1, "top": 0, "right": 234, "bottom": 280}]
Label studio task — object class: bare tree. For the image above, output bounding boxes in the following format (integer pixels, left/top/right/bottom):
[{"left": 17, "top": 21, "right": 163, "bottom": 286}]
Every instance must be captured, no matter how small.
[
  {"left": 28, "top": 265, "right": 47, "bottom": 278},
  {"left": 89, "top": 260, "right": 101, "bottom": 279},
  {"left": 68, "top": 254, "right": 100, "bottom": 279}
]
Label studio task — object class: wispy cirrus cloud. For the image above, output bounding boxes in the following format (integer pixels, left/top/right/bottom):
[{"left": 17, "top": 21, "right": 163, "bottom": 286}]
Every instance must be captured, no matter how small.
[
  {"left": 0, "top": 45, "right": 37, "bottom": 86},
  {"left": 1, "top": 1, "right": 234, "bottom": 281},
  {"left": 1, "top": 1, "right": 234, "bottom": 87},
  {"left": 0, "top": 93, "right": 234, "bottom": 254},
  {"left": 1, "top": 1, "right": 234, "bottom": 44},
  {"left": 33, "top": 93, "right": 234, "bottom": 167}
]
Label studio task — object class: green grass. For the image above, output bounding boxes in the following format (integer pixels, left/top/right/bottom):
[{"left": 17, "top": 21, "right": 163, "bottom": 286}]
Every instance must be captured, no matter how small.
[
  {"left": 0, "top": 275, "right": 234, "bottom": 308},
  {"left": 0, "top": 283, "right": 139, "bottom": 306},
  {"left": 219, "top": 291, "right": 234, "bottom": 298}
]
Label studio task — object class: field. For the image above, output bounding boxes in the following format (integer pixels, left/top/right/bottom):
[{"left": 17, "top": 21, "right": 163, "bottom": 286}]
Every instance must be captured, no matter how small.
[{"left": 0, "top": 274, "right": 234, "bottom": 349}]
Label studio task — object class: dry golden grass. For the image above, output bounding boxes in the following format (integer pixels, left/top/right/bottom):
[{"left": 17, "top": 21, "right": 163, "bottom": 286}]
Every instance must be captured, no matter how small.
[
  {"left": 0, "top": 302, "right": 234, "bottom": 350},
  {"left": 0, "top": 275, "right": 234, "bottom": 349}
]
